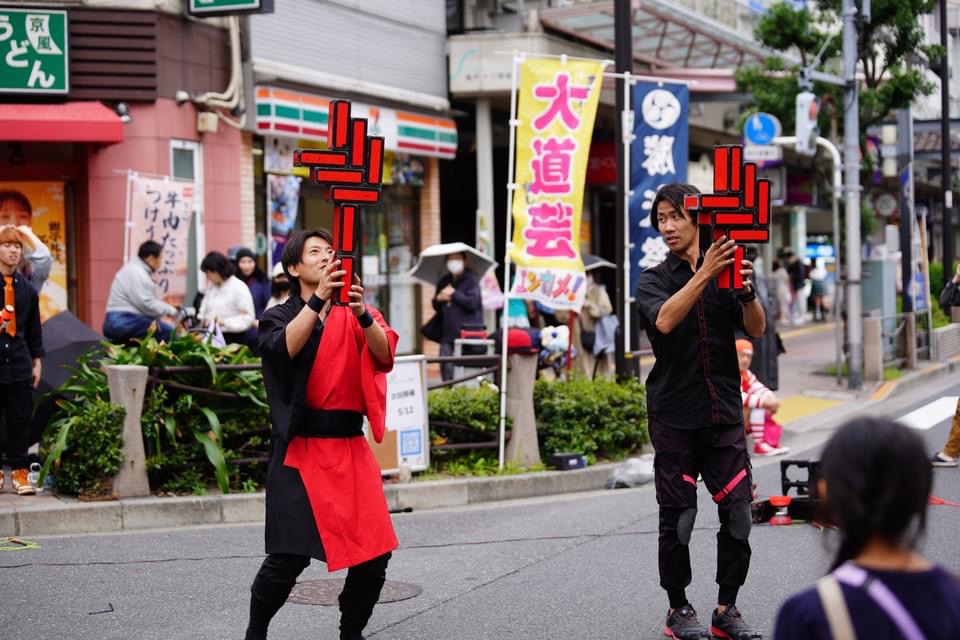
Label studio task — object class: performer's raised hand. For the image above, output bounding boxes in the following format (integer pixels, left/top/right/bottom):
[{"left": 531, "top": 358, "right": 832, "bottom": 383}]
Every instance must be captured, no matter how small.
[
  {"left": 700, "top": 235, "right": 737, "bottom": 278},
  {"left": 315, "top": 258, "right": 346, "bottom": 305},
  {"left": 348, "top": 272, "right": 365, "bottom": 317}
]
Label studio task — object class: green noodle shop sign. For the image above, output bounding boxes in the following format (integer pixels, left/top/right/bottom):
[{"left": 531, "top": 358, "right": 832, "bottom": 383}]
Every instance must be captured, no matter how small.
[{"left": 0, "top": 8, "right": 68, "bottom": 94}]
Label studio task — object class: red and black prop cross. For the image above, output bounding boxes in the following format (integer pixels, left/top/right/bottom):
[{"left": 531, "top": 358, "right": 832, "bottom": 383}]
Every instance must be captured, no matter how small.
[
  {"left": 293, "top": 100, "right": 385, "bottom": 305},
  {"left": 684, "top": 145, "right": 771, "bottom": 290}
]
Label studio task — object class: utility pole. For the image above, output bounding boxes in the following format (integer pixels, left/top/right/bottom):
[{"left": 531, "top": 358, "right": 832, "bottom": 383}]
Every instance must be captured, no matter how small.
[
  {"left": 942, "top": 0, "right": 954, "bottom": 274},
  {"left": 843, "top": 0, "right": 863, "bottom": 389},
  {"left": 613, "top": 0, "right": 635, "bottom": 379}
]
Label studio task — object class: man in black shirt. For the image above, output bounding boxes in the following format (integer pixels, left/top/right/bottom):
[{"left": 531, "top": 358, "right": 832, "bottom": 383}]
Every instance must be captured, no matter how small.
[{"left": 636, "top": 183, "right": 765, "bottom": 640}]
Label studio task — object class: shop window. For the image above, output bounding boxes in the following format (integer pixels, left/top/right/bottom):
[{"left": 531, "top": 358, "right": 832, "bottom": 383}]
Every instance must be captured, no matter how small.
[
  {"left": 361, "top": 185, "right": 420, "bottom": 354},
  {"left": 170, "top": 140, "right": 204, "bottom": 304}
]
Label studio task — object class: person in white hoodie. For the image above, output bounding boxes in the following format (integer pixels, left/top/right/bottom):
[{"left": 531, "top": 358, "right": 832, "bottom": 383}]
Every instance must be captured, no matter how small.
[{"left": 198, "top": 251, "right": 255, "bottom": 346}]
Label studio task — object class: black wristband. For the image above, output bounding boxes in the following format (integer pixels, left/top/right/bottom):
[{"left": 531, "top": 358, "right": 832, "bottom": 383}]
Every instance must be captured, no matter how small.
[
  {"left": 358, "top": 310, "right": 374, "bottom": 328},
  {"left": 307, "top": 293, "right": 326, "bottom": 313},
  {"left": 738, "top": 286, "right": 757, "bottom": 305}
]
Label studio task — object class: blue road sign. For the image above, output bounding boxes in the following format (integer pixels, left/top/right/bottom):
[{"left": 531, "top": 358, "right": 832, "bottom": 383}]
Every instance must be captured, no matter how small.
[{"left": 744, "top": 113, "right": 782, "bottom": 146}]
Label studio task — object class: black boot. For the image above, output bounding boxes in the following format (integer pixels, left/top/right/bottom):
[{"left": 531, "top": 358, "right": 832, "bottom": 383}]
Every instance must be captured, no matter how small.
[
  {"left": 245, "top": 555, "right": 309, "bottom": 640},
  {"left": 339, "top": 553, "right": 391, "bottom": 640}
]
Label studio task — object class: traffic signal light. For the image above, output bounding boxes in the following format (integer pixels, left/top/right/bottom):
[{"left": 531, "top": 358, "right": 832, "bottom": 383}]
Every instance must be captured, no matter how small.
[{"left": 795, "top": 91, "right": 819, "bottom": 156}]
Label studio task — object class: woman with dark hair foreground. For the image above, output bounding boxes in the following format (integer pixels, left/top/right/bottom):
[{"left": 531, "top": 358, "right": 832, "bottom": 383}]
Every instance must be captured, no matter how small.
[{"left": 774, "top": 417, "right": 960, "bottom": 639}]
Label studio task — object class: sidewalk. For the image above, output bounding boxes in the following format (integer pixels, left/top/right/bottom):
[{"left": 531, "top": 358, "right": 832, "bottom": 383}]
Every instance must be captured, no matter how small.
[{"left": 2, "top": 321, "right": 953, "bottom": 537}]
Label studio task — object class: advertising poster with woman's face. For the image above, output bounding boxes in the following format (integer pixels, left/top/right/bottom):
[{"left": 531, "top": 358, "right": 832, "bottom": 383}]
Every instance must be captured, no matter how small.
[{"left": 0, "top": 182, "right": 68, "bottom": 321}]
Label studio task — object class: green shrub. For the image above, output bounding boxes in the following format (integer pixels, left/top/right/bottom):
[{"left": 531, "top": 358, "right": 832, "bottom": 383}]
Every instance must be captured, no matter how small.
[
  {"left": 428, "top": 384, "right": 501, "bottom": 434},
  {"left": 534, "top": 375, "right": 648, "bottom": 463},
  {"left": 40, "top": 398, "right": 125, "bottom": 498},
  {"left": 44, "top": 328, "right": 268, "bottom": 495}
]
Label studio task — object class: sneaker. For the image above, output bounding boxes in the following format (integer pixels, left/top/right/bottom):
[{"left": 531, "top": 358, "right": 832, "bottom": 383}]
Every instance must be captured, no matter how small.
[
  {"left": 664, "top": 605, "right": 710, "bottom": 639},
  {"left": 931, "top": 452, "right": 959, "bottom": 467},
  {"left": 753, "top": 442, "right": 789, "bottom": 457},
  {"left": 710, "top": 605, "right": 762, "bottom": 639},
  {"left": 10, "top": 468, "right": 34, "bottom": 496}
]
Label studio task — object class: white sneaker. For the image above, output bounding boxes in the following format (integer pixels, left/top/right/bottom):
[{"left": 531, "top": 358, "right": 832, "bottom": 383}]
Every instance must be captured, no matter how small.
[{"left": 754, "top": 442, "right": 790, "bottom": 457}]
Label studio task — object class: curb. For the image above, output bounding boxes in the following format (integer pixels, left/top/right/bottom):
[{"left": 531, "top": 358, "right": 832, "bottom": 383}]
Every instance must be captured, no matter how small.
[
  {"left": 1, "top": 465, "right": 618, "bottom": 538},
  {"left": 4, "top": 355, "right": 956, "bottom": 539},
  {"left": 780, "top": 357, "right": 960, "bottom": 456}
]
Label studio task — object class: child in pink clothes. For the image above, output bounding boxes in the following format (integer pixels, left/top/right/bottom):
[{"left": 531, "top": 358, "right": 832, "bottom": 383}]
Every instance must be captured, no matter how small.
[{"left": 736, "top": 339, "right": 789, "bottom": 456}]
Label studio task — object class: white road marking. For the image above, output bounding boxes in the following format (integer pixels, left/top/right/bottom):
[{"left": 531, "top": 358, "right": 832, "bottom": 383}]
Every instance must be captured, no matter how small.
[{"left": 897, "top": 396, "right": 958, "bottom": 431}]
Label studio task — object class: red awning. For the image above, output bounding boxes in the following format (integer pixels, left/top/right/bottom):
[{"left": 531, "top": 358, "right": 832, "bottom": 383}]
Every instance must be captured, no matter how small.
[{"left": 0, "top": 101, "right": 124, "bottom": 143}]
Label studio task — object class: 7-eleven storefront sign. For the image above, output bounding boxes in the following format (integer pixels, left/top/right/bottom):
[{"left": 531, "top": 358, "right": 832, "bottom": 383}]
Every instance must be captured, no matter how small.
[{"left": 255, "top": 86, "right": 457, "bottom": 159}]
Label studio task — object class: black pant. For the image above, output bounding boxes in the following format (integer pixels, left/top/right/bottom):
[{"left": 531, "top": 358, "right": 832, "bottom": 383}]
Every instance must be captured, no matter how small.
[
  {"left": 440, "top": 340, "right": 455, "bottom": 381},
  {"left": 245, "top": 551, "right": 391, "bottom": 640},
  {"left": 649, "top": 418, "right": 753, "bottom": 607},
  {"left": 0, "top": 381, "right": 32, "bottom": 469}
]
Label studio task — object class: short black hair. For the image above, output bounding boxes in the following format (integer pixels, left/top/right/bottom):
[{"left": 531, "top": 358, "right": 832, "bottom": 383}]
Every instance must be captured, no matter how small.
[
  {"left": 138, "top": 240, "right": 163, "bottom": 261},
  {"left": 200, "top": 251, "right": 235, "bottom": 279},
  {"left": 649, "top": 183, "right": 700, "bottom": 233},
  {"left": 282, "top": 228, "right": 334, "bottom": 297},
  {"left": 819, "top": 416, "right": 932, "bottom": 570}
]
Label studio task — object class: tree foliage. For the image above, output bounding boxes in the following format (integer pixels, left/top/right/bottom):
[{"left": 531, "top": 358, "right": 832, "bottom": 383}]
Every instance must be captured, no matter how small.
[{"left": 736, "top": 0, "right": 941, "bottom": 136}]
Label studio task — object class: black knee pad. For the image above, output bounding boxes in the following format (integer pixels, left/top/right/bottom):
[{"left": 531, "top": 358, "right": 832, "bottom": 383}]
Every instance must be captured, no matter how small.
[
  {"left": 728, "top": 500, "right": 752, "bottom": 541},
  {"left": 677, "top": 508, "right": 697, "bottom": 545}
]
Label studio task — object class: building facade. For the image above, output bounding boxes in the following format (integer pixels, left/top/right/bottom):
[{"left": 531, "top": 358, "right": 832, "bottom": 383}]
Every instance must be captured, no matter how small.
[{"left": 0, "top": 4, "right": 244, "bottom": 329}]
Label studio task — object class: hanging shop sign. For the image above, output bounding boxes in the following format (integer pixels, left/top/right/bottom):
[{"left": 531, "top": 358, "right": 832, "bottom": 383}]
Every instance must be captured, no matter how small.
[
  {"left": 255, "top": 86, "right": 457, "bottom": 160},
  {"left": 629, "top": 81, "right": 689, "bottom": 289},
  {"left": 187, "top": 0, "right": 273, "bottom": 17},
  {"left": 507, "top": 57, "right": 603, "bottom": 313},
  {"left": 125, "top": 173, "right": 195, "bottom": 307},
  {"left": 0, "top": 8, "right": 68, "bottom": 95}
]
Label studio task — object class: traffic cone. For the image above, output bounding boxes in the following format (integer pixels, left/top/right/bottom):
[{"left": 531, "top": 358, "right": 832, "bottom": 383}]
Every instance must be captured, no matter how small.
[{"left": 768, "top": 495, "right": 793, "bottom": 526}]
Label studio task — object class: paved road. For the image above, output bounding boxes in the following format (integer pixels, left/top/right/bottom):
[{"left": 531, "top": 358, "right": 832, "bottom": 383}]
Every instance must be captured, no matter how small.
[{"left": 2, "top": 379, "right": 959, "bottom": 640}]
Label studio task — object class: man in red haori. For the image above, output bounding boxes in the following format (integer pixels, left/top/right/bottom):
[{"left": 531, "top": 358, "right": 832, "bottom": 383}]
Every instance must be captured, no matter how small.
[{"left": 244, "top": 229, "right": 398, "bottom": 640}]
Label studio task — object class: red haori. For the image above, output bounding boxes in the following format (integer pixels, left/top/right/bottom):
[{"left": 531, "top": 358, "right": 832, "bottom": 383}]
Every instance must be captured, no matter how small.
[
  {"left": 293, "top": 99, "right": 385, "bottom": 304},
  {"left": 685, "top": 144, "right": 772, "bottom": 290}
]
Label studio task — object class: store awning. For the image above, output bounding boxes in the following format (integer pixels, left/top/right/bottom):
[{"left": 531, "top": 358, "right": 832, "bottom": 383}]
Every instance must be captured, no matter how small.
[
  {"left": 0, "top": 101, "right": 124, "bottom": 143},
  {"left": 255, "top": 86, "right": 458, "bottom": 160},
  {"left": 539, "top": 0, "right": 797, "bottom": 70}
]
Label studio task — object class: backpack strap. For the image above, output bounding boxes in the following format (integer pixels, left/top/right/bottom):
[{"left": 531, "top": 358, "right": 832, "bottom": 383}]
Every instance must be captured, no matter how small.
[
  {"left": 833, "top": 563, "right": 927, "bottom": 640},
  {"left": 816, "top": 575, "right": 856, "bottom": 640}
]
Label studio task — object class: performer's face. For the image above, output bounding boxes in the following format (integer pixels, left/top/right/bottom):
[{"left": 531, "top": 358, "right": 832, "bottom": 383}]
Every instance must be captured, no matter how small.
[
  {"left": 738, "top": 349, "right": 753, "bottom": 371},
  {"left": 656, "top": 201, "right": 696, "bottom": 253},
  {"left": 291, "top": 236, "right": 335, "bottom": 286}
]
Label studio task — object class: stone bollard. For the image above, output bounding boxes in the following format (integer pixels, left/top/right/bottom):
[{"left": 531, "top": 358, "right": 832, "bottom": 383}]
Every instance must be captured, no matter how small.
[
  {"left": 505, "top": 353, "right": 540, "bottom": 467},
  {"left": 106, "top": 365, "right": 151, "bottom": 497},
  {"left": 863, "top": 316, "right": 884, "bottom": 382}
]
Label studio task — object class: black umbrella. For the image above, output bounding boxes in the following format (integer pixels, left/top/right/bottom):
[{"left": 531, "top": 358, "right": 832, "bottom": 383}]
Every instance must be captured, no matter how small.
[
  {"left": 38, "top": 311, "right": 104, "bottom": 391},
  {"left": 29, "top": 311, "right": 105, "bottom": 445}
]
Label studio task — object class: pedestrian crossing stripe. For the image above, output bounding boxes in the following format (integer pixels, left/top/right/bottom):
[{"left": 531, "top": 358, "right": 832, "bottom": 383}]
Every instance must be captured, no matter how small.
[{"left": 896, "top": 396, "right": 958, "bottom": 431}]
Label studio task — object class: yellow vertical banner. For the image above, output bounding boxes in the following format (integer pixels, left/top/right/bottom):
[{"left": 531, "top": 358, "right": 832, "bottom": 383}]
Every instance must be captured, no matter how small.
[{"left": 509, "top": 57, "right": 603, "bottom": 312}]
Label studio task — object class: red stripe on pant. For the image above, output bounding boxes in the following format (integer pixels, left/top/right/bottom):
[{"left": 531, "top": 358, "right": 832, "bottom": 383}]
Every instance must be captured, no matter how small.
[
  {"left": 682, "top": 474, "right": 697, "bottom": 487},
  {"left": 712, "top": 468, "right": 747, "bottom": 503}
]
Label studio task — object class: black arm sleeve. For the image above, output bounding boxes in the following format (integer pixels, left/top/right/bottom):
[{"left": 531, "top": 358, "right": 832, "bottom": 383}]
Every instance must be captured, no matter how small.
[
  {"left": 635, "top": 270, "right": 669, "bottom": 330},
  {"left": 27, "top": 289, "right": 43, "bottom": 359}
]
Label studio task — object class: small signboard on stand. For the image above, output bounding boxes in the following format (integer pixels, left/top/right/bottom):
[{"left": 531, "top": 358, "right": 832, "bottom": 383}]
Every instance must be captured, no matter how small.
[{"left": 368, "top": 355, "right": 430, "bottom": 475}]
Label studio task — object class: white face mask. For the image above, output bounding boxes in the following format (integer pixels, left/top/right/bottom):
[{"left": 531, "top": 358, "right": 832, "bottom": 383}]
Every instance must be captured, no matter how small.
[{"left": 447, "top": 259, "right": 465, "bottom": 275}]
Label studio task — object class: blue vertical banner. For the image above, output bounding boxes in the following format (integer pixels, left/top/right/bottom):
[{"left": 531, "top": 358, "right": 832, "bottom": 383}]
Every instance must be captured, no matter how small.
[{"left": 629, "top": 82, "right": 689, "bottom": 290}]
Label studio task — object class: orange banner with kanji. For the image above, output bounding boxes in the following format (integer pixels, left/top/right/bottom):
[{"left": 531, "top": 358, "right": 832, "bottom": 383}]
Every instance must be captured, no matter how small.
[{"left": 509, "top": 57, "right": 603, "bottom": 312}]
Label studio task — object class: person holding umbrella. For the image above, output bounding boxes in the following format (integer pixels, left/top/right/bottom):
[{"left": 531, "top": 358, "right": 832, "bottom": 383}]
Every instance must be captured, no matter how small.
[
  {"left": 410, "top": 243, "right": 493, "bottom": 381},
  {"left": 432, "top": 251, "right": 483, "bottom": 381}
]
